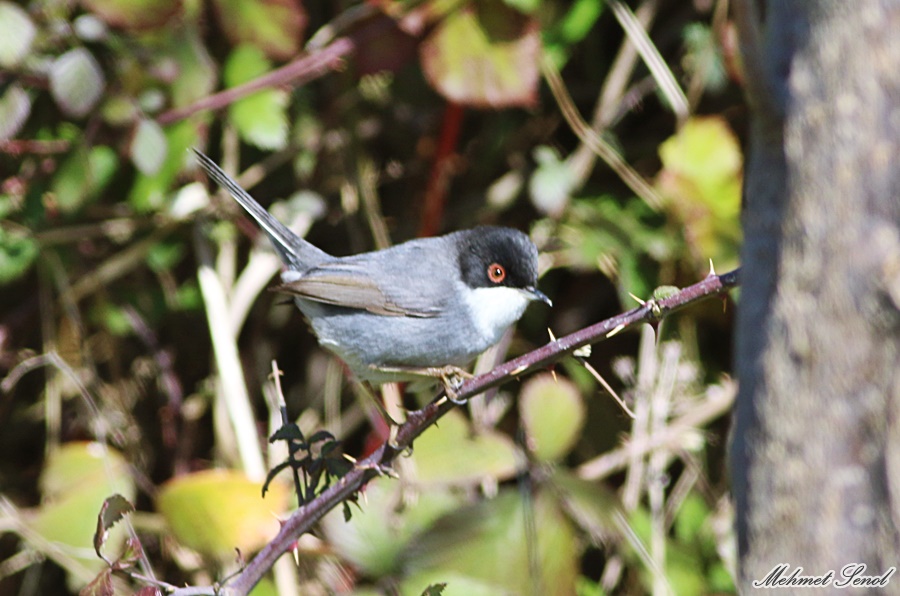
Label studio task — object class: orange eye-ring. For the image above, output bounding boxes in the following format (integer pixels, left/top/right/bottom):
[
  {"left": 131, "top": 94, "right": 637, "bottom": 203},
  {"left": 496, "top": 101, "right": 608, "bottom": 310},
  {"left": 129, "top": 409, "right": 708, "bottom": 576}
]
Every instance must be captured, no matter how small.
[{"left": 487, "top": 263, "right": 506, "bottom": 283}]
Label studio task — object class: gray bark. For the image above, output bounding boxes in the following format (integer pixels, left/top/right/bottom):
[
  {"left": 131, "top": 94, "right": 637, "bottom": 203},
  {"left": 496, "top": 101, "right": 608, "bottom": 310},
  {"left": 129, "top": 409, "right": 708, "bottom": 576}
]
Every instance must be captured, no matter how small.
[{"left": 732, "top": 0, "right": 900, "bottom": 590}]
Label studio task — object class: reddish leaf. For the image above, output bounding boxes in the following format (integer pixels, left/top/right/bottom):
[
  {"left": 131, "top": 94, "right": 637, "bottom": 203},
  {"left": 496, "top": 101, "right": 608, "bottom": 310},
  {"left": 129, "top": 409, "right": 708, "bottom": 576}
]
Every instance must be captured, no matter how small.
[
  {"left": 78, "top": 569, "right": 113, "bottom": 596},
  {"left": 348, "top": 13, "right": 419, "bottom": 76},
  {"left": 420, "top": 1, "right": 540, "bottom": 108},
  {"left": 111, "top": 536, "right": 144, "bottom": 571},
  {"left": 81, "top": 0, "right": 182, "bottom": 30}
]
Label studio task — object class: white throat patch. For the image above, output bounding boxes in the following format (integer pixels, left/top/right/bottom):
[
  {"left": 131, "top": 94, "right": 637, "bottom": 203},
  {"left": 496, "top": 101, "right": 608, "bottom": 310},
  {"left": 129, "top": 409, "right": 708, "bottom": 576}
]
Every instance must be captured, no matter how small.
[{"left": 462, "top": 285, "right": 531, "bottom": 344}]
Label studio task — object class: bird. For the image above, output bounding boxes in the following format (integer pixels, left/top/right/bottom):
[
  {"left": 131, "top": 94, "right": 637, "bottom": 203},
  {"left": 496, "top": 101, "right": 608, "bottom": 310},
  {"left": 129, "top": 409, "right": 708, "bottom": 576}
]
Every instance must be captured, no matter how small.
[{"left": 192, "top": 149, "right": 550, "bottom": 402}]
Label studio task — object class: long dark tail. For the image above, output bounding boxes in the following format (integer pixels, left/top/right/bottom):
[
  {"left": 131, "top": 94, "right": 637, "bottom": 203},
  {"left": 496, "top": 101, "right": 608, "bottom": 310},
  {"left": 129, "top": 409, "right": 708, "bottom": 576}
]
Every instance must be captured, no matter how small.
[{"left": 191, "top": 148, "right": 329, "bottom": 269}]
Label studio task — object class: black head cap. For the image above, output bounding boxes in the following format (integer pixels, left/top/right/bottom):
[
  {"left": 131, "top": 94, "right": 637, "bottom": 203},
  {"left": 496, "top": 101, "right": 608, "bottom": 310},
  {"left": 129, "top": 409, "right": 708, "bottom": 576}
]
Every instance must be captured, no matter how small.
[{"left": 456, "top": 226, "right": 549, "bottom": 303}]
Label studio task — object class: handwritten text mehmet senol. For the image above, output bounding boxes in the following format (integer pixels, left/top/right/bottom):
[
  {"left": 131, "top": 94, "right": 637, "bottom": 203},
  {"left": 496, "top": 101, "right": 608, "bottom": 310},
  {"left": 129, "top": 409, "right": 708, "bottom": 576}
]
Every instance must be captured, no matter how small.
[{"left": 753, "top": 564, "right": 896, "bottom": 589}]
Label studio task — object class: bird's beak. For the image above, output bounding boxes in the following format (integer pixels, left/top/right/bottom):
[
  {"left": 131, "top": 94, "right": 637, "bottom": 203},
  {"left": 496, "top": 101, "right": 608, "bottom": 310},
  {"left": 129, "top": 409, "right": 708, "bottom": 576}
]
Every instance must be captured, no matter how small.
[{"left": 526, "top": 286, "right": 553, "bottom": 307}]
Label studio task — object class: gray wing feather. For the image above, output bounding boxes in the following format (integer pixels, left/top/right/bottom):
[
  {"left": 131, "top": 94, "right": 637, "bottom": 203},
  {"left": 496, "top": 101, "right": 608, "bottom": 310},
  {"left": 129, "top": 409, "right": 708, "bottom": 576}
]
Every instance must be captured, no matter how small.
[{"left": 275, "top": 243, "right": 452, "bottom": 317}]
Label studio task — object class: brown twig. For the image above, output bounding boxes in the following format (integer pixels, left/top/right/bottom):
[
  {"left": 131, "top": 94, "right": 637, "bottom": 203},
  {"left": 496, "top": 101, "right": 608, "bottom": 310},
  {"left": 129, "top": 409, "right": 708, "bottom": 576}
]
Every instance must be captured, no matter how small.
[
  {"left": 0, "top": 139, "right": 71, "bottom": 155},
  {"left": 209, "top": 267, "right": 740, "bottom": 596},
  {"left": 156, "top": 38, "right": 355, "bottom": 126}
]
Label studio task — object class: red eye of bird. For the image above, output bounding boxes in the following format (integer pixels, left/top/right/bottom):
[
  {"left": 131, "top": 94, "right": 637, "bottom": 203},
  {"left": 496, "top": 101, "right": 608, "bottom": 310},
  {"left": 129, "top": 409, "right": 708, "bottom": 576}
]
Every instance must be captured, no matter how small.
[{"left": 487, "top": 263, "right": 506, "bottom": 283}]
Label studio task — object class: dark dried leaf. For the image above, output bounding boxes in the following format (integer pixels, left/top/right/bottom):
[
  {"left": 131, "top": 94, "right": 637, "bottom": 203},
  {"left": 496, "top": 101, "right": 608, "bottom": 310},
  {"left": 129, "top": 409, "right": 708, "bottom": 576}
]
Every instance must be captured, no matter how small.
[
  {"left": 78, "top": 569, "right": 113, "bottom": 596},
  {"left": 270, "top": 423, "right": 306, "bottom": 444},
  {"left": 93, "top": 494, "right": 135, "bottom": 559},
  {"left": 308, "top": 429, "right": 336, "bottom": 444}
]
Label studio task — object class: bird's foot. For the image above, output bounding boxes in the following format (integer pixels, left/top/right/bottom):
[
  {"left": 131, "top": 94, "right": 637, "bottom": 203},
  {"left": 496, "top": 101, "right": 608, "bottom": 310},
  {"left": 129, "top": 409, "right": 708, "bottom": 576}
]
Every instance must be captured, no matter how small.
[{"left": 369, "top": 364, "right": 474, "bottom": 404}]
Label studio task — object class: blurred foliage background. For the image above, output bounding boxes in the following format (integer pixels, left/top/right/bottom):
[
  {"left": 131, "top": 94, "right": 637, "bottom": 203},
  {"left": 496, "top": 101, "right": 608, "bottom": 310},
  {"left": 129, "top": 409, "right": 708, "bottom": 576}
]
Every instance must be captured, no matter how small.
[{"left": 0, "top": 0, "right": 744, "bottom": 594}]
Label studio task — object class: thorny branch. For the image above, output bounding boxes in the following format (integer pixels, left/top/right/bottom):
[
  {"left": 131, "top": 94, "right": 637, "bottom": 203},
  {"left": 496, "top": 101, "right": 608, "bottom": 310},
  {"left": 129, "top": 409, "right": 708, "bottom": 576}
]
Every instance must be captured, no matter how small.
[{"left": 209, "top": 267, "right": 740, "bottom": 596}]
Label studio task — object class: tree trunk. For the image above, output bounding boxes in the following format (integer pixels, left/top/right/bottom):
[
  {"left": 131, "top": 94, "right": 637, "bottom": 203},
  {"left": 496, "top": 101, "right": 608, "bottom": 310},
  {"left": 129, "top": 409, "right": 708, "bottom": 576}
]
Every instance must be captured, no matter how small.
[{"left": 732, "top": 0, "right": 900, "bottom": 590}]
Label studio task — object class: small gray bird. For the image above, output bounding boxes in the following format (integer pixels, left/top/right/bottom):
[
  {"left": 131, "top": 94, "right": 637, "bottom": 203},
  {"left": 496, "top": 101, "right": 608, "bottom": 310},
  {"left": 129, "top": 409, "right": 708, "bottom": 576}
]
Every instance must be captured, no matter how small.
[{"left": 192, "top": 149, "right": 550, "bottom": 395}]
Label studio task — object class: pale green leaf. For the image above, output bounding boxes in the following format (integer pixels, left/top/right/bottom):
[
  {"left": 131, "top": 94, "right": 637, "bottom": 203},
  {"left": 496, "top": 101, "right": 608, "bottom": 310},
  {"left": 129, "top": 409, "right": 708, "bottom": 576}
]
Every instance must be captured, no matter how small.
[
  {"left": 656, "top": 116, "right": 742, "bottom": 270},
  {"left": 50, "top": 48, "right": 105, "bottom": 118},
  {"left": 130, "top": 119, "right": 167, "bottom": 175},
  {"left": 520, "top": 373, "right": 585, "bottom": 461},
  {"left": 168, "top": 29, "right": 217, "bottom": 108},
  {"left": 321, "top": 480, "right": 460, "bottom": 577},
  {"left": 406, "top": 409, "right": 520, "bottom": 486},
  {"left": 529, "top": 146, "right": 576, "bottom": 217},
  {"left": 128, "top": 119, "right": 200, "bottom": 212},
  {"left": 0, "top": 2, "right": 36, "bottom": 67},
  {"left": 27, "top": 443, "right": 136, "bottom": 581},
  {"left": 0, "top": 84, "right": 31, "bottom": 142},
  {"left": 157, "top": 470, "right": 287, "bottom": 558}
]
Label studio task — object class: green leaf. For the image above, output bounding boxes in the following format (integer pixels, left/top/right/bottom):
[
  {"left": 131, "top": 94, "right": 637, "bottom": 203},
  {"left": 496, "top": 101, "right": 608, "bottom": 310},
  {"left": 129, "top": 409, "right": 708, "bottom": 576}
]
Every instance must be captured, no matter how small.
[
  {"left": 168, "top": 29, "right": 217, "bottom": 108},
  {"left": 130, "top": 119, "right": 167, "bottom": 175},
  {"left": 0, "top": 227, "right": 38, "bottom": 284},
  {"left": 94, "top": 302, "right": 133, "bottom": 336},
  {"left": 626, "top": 506, "right": 709, "bottom": 595},
  {"left": 211, "top": 0, "right": 307, "bottom": 60},
  {"left": 420, "top": 1, "right": 540, "bottom": 107},
  {"left": 558, "top": 195, "right": 678, "bottom": 300},
  {"left": 519, "top": 373, "right": 585, "bottom": 461},
  {"left": 656, "top": 116, "right": 742, "bottom": 271},
  {"left": 28, "top": 443, "right": 136, "bottom": 580},
  {"left": 147, "top": 240, "right": 184, "bottom": 272},
  {"left": 156, "top": 470, "right": 288, "bottom": 558},
  {"left": 403, "top": 489, "right": 579, "bottom": 596},
  {"left": 50, "top": 48, "right": 106, "bottom": 118},
  {"left": 321, "top": 479, "right": 460, "bottom": 577},
  {"left": 173, "top": 279, "right": 201, "bottom": 310},
  {"left": 575, "top": 577, "right": 607, "bottom": 596},
  {"left": 247, "top": 578, "right": 279, "bottom": 596},
  {"left": 406, "top": 409, "right": 519, "bottom": 486},
  {"left": 673, "top": 492, "right": 709, "bottom": 545},
  {"left": 558, "top": 0, "right": 604, "bottom": 43},
  {"left": 0, "top": 2, "right": 36, "bottom": 67},
  {"left": 502, "top": 0, "right": 539, "bottom": 13},
  {"left": 0, "top": 84, "right": 31, "bottom": 142},
  {"left": 683, "top": 23, "right": 727, "bottom": 93},
  {"left": 529, "top": 146, "right": 576, "bottom": 217},
  {"left": 550, "top": 469, "right": 621, "bottom": 542},
  {"left": 100, "top": 95, "right": 139, "bottom": 126},
  {"left": 128, "top": 119, "right": 200, "bottom": 212},
  {"left": 224, "top": 45, "right": 288, "bottom": 150},
  {"left": 50, "top": 145, "right": 119, "bottom": 214}
]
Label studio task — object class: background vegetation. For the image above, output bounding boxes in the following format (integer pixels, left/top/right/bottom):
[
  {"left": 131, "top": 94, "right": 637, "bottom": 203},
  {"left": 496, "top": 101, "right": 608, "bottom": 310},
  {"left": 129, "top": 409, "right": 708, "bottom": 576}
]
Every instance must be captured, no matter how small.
[{"left": 0, "top": 0, "right": 744, "bottom": 594}]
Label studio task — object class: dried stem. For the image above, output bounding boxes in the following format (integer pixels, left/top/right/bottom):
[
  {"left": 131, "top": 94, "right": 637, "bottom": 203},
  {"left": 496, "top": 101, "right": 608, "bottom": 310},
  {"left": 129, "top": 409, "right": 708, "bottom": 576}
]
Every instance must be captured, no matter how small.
[{"left": 541, "top": 54, "right": 665, "bottom": 210}]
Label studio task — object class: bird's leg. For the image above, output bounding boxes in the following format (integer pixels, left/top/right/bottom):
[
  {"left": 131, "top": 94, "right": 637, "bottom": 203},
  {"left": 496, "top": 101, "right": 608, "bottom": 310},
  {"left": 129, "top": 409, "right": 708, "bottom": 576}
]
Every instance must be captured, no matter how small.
[
  {"left": 437, "top": 366, "right": 475, "bottom": 405},
  {"left": 359, "top": 381, "right": 401, "bottom": 448},
  {"left": 369, "top": 364, "right": 474, "bottom": 404}
]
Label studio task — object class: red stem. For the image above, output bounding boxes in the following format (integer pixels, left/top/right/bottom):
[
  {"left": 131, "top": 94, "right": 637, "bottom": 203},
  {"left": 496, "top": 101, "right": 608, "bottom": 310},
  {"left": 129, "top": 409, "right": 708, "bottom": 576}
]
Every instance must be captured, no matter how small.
[{"left": 418, "top": 102, "right": 465, "bottom": 237}]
